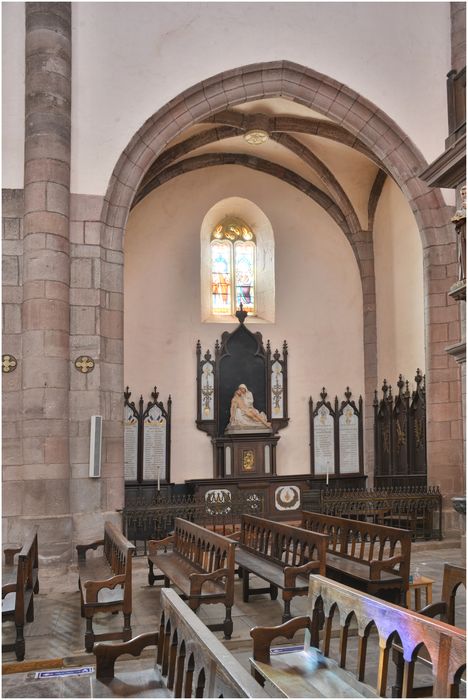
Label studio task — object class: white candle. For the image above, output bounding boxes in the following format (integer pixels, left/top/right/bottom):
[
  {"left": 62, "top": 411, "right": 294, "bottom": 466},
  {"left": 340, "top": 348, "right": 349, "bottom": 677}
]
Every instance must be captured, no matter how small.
[
  {"left": 157, "top": 466, "right": 160, "bottom": 492},
  {"left": 326, "top": 467, "right": 329, "bottom": 486}
]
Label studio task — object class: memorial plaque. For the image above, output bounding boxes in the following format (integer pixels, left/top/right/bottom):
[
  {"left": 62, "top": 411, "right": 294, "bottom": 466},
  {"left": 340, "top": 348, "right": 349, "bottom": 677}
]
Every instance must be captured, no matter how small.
[
  {"left": 124, "top": 405, "right": 138, "bottom": 481},
  {"left": 143, "top": 404, "right": 167, "bottom": 483},
  {"left": 314, "top": 405, "right": 335, "bottom": 476},
  {"left": 201, "top": 362, "right": 214, "bottom": 420},
  {"left": 339, "top": 407, "right": 359, "bottom": 473}
]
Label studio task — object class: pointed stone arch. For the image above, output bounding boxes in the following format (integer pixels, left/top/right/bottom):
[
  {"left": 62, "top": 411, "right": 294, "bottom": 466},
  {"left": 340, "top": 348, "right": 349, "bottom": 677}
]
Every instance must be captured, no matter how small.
[{"left": 99, "top": 60, "right": 461, "bottom": 517}]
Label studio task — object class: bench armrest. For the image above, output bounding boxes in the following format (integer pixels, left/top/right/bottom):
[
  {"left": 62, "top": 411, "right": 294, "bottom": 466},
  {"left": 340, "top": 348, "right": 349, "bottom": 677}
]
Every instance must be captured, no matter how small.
[
  {"left": 369, "top": 555, "right": 404, "bottom": 579},
  {"left": 84, "top": 574, "right": 126, "bottom": 603},
  {"left": 4, "top": 547, "right": 22, "bottom": 566},
  {"left": 147, "top": 534, "right": 175, "bottom": 557},
  {"left": 94, "top": 631, "right": 158, "bottom": 680},
  {"left": 417, "top": 601, "right": 448, "bottom": 620},
  {"left": 227, "top": 530, "right": 241, "bottom": 542},
  {"left": 251, "top": 616, "right": 312, "bottom": 664},
  {"left": 284, "top": 560, "right": 321, "bottom": 588},
  {"left": 2, "top": 583, "right": 16, "bottom": 598},
  {"left": 189, "top": 568, "right": 231, "bottom": 595},
  {"left": 76, "top": 539, "right": 105, "bottom": 561}
]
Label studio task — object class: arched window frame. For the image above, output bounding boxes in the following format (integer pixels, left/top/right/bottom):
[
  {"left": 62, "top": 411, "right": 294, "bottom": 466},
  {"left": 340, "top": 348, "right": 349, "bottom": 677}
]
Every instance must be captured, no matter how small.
[{"left": 210, "top": 218, "right": 257, "bottom": 317}]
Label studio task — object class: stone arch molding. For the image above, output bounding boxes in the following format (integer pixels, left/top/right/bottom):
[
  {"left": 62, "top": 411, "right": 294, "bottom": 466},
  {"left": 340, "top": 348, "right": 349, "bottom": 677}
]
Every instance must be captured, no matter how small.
[
  {"left": 101, "top": 60, "right": 450, "bottom": 250},
  {"left": 100, "top": 60, "right": 459, "bottom": 495}
]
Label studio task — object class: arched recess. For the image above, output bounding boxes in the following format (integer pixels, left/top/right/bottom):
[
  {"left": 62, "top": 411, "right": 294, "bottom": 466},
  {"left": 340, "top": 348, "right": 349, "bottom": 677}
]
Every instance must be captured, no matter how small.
[
  {"left": 99, "top": 60, "right": 461, "bottom": 511},
  {"left": 200, "top": 197, "right": 275, "bottom": 323}
]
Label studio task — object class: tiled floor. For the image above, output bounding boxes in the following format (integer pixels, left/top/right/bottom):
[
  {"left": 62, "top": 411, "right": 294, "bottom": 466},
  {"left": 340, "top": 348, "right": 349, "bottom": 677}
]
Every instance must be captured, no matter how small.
[{"left": 2, "top": 543, "right": 465, "bottom": 697}]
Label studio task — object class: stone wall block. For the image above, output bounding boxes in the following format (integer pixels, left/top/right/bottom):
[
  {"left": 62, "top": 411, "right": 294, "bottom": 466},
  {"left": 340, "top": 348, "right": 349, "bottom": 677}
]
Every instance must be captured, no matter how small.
[
  {"left": 70, "top": 479, "right": 102, "bottom": 514},
  {"left": 44, "top": 436, "right": 69, "bottom": 465},
  {"left": 23, "top": 298, "right": 69, "bottom": 331},
  {"left": 70, "top": 288, "right": 100, "bottom": 307},
  {"left": 100, "top": 309, "right": 123, "bottom": 340},
  {"left": 25, "top": 133, "right": 71, "bottom": 166},
  {"left": 70, "top": 221, "right": 84, "bottom": 244},
  {"left": 24, "top": 158, "right": 70, "bottom": 186},
  {"left": 3, "top": 304, "right": 22, "bottom": 334},
  {"left": 23, "top": 479, "right": 69, "bottom": 517},
  {"left": 22, "top": 387, "right": 46, "bottom": 418},
  {"left": 24, "top": 181, "right": 47, "bottom": 212},
  {"left": 70, "top": 334, "right": 100, "bottom": 356},
  {"left": 2, "top": 483, "right": 24, "bottom": 517},
  {"left": 23, "top": 210, "right": 68, "bottom": 239},
  {"left": 22, "top": 436, "right": 46, "bottom": 465},
  {"left": 44, "top": 387, "right": 70, "bottom": 418},
  {"left": 22, "top": 355, "right": 68, "bottom": 390},
  {"left": 101, "top": 477, "right": 124, "bottom": 512},
  {"left": 70, "top": 306, "right": 97, "bottom": 335},
  {"left": 44, "top": 329, "right": 69, "bottom": 357},
  {"left": 2, "top": 257, "right": 20, "bottom": 286},
  {"left": 103, "top": 338, "right": 123, "bottom": 364},
  {"left": 70, "top": 194, "right": 103, "bottom": 221},
  {"left": 3, "top": 439, "right": 23, "bottom": 466},
  {"left": 2, "top": 189, "right": 24, "bottom": 217},
  {"left": 24, "top": 248, "right": 69, "bottom": 284},
  {"left": 3, "top": 218, "right": 22, "bottom": 240},
  {"left": 106, "top": 292, "right": 124, "bottom": 311},
  {"left": 84, "top": 221, "right": 101, "bottom": 246},
  {"left": 22, "top": 329, "right": 45, "bottom": 357},
  {"left": 46, "top": 181, "right": 69, "bottom": 214},
  {"left": 69, "top": 390, "right": 100, "bottom": 422},
  {"left": 70, "top": 436, "right": 92, "bottom": 464},
  {"left": 23, "top": 233, "right": 47, "bottom": 252},
  {"left": 100, "top": 261, "right": 123, "bottom": 294},
  {"left": 70, "top": 258, "right": 93, "bottom": 288}
]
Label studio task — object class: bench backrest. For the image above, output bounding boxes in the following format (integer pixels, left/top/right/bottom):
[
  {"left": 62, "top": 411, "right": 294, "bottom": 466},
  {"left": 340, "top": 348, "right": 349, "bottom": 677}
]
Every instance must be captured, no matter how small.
[
  {"left": 103, "top": 522, "right": 135, "bottom": 608},
  {"left": 158, "top": 587, "right": 267, "bottom": 697},
  {"left": 240, "top": 515, "right": 327, "bottom": 574},
  {"left": 6, "top": 530, "right": 39, "bottom": 625},
  {"left": 308, "top": 575, "right": 466, "bottom": 698},
  {"left": 173, "top": 518, "right": 236, "bottom": 577},
  {"left": 441, "top": 563, "right": 466, "bottom": 626},
  {"left": 301, "top": 510, "right": 411, "bottom": 579}
]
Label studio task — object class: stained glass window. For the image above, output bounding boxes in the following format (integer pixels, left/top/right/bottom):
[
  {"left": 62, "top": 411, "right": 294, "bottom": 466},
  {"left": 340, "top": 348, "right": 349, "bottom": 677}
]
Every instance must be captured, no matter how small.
[{"left": 210, "top": 218, "right": 256, "bottom": 316}]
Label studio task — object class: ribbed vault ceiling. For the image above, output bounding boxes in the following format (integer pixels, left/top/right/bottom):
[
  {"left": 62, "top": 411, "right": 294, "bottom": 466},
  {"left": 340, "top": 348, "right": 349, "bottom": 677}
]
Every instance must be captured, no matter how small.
[{"left": 132, "top": 97, "right": 387, "bottom": 234}]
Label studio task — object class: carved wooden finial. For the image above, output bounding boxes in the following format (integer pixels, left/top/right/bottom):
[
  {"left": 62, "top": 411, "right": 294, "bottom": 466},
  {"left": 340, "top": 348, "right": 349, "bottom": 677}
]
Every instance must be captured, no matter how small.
[{"left": 235, "top": 303, "right": 248, "bottom": 325}]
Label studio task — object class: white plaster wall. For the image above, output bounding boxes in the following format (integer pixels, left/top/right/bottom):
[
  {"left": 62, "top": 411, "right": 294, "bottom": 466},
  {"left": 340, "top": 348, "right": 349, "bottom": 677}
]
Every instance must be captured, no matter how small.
[
  {"left": 374, "top": 177, "right": 425, "bottom": 384},
  {"left": 3, "top": 2, "right": 450, "bottom": 192},
  {"left": 124, "top": 165, "right": 365, "bottom": 482},
  {"left": 2, "top": 2, "right": 25, "bottom": 186}
]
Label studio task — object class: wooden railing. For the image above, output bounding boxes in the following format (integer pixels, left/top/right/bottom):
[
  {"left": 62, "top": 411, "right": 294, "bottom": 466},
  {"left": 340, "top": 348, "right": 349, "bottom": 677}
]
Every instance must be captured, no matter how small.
[{"left": 320, "top": 486, "right": 442, "bottom": 539}]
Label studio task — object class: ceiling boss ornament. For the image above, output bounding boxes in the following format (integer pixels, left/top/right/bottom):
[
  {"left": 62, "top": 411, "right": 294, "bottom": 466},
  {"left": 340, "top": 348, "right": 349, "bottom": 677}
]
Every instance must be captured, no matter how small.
[
  {"left": 74, "top": 355, "right": 95, "bottom": 374},
  {"left": 2, "top": 354, "right": 18, "bottom": 373}
]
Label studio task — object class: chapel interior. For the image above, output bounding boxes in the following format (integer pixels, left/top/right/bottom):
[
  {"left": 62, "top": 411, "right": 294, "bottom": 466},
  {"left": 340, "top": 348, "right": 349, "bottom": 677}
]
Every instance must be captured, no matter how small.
[{"left": 1, "top": 1, "right": 466, "bottom": 698}]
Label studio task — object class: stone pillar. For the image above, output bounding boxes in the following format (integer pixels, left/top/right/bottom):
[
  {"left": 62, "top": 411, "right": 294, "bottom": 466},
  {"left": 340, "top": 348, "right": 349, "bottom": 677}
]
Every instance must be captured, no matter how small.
[{"left": 22, "top": 3, "right": 72, "bottom": 559}]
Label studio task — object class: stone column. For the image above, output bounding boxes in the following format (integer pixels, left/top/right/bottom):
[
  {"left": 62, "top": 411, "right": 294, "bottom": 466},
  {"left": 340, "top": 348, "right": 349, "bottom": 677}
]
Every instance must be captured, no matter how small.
[{"left": 22, "top": 3, "right": 71, "bottom": 559}]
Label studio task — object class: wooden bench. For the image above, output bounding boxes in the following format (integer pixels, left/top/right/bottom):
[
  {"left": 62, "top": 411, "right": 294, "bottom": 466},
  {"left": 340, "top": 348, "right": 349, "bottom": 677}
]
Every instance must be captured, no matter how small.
[
  {"left": 93, "top": 587, "right": 267, "bottom": 697},
  {"left": 234, "top": 514, "right": 328, "bottom": 623},
  {"left": 76, "top": 521, "right": 135, "bottom": 652},
  {"left": 392, "top": 562, "right": 466, "bottom": 697},
  {"left": 250, "top": 574, "right": 466, "bottom": 698},
  {"left": 2, "top": 530, "right": 39, "bottom": 661},
  {"left": 147, "top": 518, "right": 235, "bottom": 639},
  {"left": 301, "top": 510, "right": 411, "bottom": 604}
]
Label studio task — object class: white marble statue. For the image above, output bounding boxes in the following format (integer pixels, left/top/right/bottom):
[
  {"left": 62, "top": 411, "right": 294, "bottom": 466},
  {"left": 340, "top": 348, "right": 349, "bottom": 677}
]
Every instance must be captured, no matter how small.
[{"left": 227, "top": 384, "right": 271, "bottom": 431}]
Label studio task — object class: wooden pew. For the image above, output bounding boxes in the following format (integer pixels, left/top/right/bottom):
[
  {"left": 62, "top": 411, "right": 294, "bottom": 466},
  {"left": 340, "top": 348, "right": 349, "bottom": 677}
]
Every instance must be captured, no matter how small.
[
  {"left": 2, "top": 530, "right": 39, "bottom": 661},
  {"left": 234, "top": 514, "right": 328, "bottom": 623},
  {"left": 76, "top": 521, "right": 135, "bottom": 652},
  {"left": 93, "top": 586, "right": 268, "bottom": 697},
  {"left": 392, "top": 562, "right": 466, "bottom": 697},
  {"left": 250, "top": 575, "right": 466, "bottom": 698},
  {"left": 301, "top": 510, "right": 411, "bottom": 604},
  {"left": 147, "top": 518, "right": 235, "bottom": 639}
]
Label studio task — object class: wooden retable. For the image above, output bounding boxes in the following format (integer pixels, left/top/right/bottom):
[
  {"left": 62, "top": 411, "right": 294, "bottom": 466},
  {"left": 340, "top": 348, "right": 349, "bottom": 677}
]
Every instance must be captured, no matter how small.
[{"left": 406, "top": 575, "right": 434, "bottom": 610}]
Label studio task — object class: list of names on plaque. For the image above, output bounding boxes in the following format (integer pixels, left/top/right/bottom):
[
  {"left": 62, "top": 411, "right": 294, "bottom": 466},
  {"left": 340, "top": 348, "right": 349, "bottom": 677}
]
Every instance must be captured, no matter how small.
[
  {"left": 339, "top": 409, "right": 359, "bottom": 473},
  {"left": 314, "top": 407, "right": 335, "bottom": 475},
  {"left": 124, "top": 408, "right": 138, "bottom": 481},
  {"left": 143, "top": 406, "right": 167, "bottom": 481}
]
